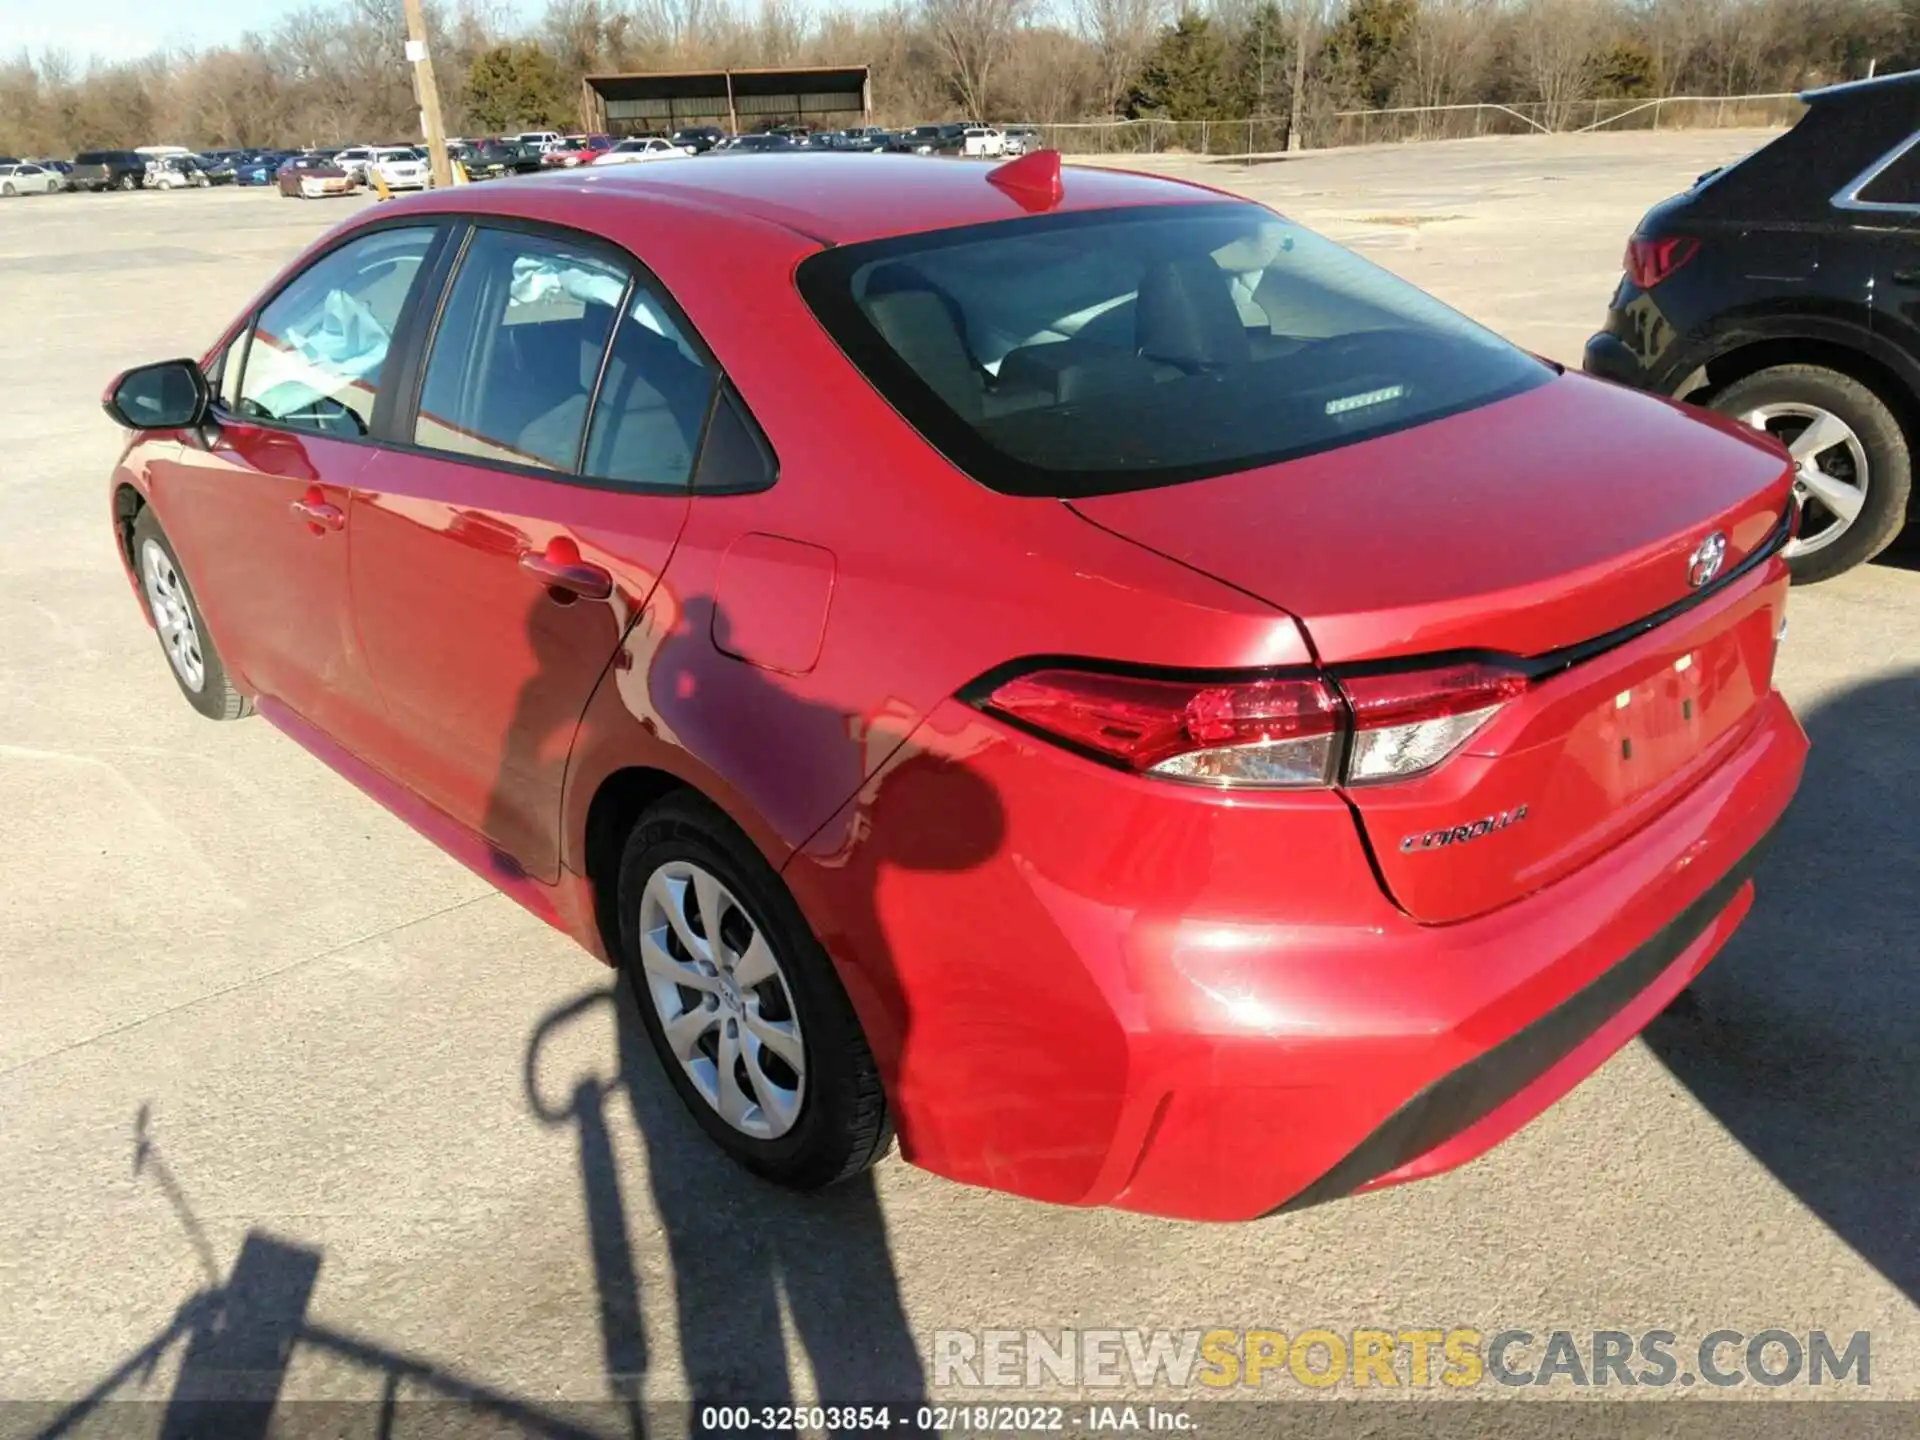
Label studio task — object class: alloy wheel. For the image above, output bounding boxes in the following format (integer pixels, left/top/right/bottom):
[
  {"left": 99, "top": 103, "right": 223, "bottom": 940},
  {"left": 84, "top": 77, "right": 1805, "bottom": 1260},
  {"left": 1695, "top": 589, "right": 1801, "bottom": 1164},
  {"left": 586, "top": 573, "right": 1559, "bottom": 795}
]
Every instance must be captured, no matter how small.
[
  {"left": 1742, "top": 403, "right": 1869, "bottom": 559},
  {"left": 140, "top": 539, "right": 206, "bottom": 693},
  {"left": 636, "top": 859, "right": 806, "bottom": 1140}
]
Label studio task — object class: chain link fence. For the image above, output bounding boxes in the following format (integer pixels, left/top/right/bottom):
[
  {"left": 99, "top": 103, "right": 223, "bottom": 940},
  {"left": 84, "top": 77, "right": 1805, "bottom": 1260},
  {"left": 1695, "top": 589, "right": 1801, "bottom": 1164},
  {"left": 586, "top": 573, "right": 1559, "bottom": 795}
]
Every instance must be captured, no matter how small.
[{"left": 1034, "top": 93, "right": 1806, "bottom": 158}]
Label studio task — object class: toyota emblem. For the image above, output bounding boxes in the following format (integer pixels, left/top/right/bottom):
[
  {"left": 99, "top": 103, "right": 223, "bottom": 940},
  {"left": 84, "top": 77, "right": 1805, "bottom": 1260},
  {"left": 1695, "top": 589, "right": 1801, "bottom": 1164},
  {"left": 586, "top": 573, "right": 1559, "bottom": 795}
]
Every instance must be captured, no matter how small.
[{"left": 1687, "top": 532, "right": 1728, "bottom": 589}]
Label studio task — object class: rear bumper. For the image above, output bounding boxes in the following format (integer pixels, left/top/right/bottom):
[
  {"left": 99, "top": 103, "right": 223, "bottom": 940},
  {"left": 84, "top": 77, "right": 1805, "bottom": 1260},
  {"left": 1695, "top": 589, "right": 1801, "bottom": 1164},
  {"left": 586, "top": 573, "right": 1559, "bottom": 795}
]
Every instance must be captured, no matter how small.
[
  {"left": 1583, "top": 330, "right": 1652, "bottom": 389},
  {"left": 1270, "top": 817, "right": 1772, "bottom": 1213},
  {"left": 788, "top": 686, "right": 1806, "bottom": 1221}
]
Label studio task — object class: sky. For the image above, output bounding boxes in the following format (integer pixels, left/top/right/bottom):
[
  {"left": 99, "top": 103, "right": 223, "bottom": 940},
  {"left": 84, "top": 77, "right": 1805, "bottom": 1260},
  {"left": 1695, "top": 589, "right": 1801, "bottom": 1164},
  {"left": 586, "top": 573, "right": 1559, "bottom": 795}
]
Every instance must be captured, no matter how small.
[{"left": 0, "top": 0, "right": 537, "bottom": 61}]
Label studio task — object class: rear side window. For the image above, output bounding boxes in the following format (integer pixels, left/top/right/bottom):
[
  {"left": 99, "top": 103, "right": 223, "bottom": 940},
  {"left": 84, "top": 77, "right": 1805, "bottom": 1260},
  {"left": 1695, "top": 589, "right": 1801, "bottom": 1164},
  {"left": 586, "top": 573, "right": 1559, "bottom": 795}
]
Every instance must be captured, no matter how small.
[
  {"left": 237, "top": 226, "right": 435, "bottom": 437},
  {"left": 414, "top": 227, "right": 719, "bottom": 484},
  {"left": 1855, "top": 134, "right": 1920, "bottom": 207},
  {"left": 415, "top": 228, "right": 628, "bottom": 471},
  {"left": 583, "top": 290, "right": 717, "bottom": 487},
  {"left": 798, "top": 202, "right": 1549, "bottom": 497}
]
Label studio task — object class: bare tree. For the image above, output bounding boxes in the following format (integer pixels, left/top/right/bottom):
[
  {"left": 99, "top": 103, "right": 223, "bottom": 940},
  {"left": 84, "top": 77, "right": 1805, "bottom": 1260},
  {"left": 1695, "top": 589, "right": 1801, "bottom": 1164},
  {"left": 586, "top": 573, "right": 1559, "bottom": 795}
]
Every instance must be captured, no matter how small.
[
  {"left": 1511, "top": 0, "right": 1603, "bottom": 127},
  {"left": 756, "top": 0, "right": 807, "bottom": 66},
  {"left": 921, "top": 0, "right": 1034, "bottom": 120},
  {"left": 1397, "top": 0, "right": 1493, "bottom": 110},
  {"left": 1073, "top": 0, "right": 1166, "bottom": 116}
]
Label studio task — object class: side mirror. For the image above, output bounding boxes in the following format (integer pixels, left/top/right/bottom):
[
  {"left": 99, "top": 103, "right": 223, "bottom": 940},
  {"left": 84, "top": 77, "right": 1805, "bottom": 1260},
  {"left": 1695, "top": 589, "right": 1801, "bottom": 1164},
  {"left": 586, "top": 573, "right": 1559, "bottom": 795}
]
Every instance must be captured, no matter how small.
[{"left": 103, "top": 359, "right": 210, "bottom": 431}]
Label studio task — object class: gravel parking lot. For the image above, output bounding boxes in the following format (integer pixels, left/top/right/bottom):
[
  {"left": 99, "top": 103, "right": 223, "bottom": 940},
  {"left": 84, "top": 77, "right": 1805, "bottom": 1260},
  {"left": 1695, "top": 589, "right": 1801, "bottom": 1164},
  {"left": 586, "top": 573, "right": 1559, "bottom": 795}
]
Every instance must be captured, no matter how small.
[{"left": 3, "top": 133, "right": 1916, "bottom": 1428}]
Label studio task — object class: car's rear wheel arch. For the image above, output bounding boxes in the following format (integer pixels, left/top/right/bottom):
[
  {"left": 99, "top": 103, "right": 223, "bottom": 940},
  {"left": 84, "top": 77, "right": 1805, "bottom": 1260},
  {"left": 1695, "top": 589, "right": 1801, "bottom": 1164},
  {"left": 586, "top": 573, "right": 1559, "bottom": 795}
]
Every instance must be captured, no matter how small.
[
  {"left": 1697, "top": 334, "right": 1917, "bottom": 426},
  {"left": 583, "top": 765, "right": 694, "bottom": 964}
]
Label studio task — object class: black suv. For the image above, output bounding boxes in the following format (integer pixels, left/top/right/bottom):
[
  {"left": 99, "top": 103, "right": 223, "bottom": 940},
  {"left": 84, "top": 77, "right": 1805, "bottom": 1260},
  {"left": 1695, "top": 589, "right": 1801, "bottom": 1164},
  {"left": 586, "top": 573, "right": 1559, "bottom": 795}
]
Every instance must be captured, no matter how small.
[
  {"left": 71, "top": 150, "right": 148, "bottom": 191},
  {"left": 671, "top": 126, "right": 725, "bottom": 154},
  {"left": 1586, "top": 72, "right": 1920, "bottom": 581}
]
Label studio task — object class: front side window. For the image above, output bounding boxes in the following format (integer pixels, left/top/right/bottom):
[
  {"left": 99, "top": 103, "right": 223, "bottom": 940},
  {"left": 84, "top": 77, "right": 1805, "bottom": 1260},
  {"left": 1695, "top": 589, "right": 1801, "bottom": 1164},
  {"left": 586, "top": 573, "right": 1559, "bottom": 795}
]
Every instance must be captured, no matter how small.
[
  {"left": 798, "top": 202, "right": 1550, "bottom": 498},
  {"left": 236, "top": 226, "right": 436, "bottom": 436}
]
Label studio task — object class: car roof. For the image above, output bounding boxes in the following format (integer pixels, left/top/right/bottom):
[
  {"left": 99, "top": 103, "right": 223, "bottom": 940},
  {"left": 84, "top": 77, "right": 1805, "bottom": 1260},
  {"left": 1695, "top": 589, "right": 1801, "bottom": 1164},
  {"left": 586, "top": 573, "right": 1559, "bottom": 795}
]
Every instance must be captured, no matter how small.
[{"left": 423, "top": 152, "right": 1228, "bottom": 244}]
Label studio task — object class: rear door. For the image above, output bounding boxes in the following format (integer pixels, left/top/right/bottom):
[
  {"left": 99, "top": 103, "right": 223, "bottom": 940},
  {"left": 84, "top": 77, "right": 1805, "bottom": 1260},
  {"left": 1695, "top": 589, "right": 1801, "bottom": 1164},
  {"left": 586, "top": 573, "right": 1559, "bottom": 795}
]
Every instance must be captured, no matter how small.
[
  {"left": 148, "top": 222, "right": 444, "bottom": 755},
  {"left": 350, "top": 220, "right": 716, "bottom": 880}
]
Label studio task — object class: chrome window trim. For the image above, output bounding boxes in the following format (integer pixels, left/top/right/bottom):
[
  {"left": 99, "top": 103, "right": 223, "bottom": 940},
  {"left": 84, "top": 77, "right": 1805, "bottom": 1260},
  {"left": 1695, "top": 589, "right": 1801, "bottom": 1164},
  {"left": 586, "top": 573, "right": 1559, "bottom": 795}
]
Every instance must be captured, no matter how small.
[{"left": 1832, "top": 127, "right": 1920, "bottom": 213}]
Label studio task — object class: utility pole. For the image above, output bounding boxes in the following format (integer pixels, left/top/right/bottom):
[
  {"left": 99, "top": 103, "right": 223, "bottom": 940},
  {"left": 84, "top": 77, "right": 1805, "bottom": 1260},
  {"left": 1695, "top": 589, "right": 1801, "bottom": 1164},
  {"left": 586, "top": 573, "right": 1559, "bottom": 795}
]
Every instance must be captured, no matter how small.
[
  {"left": 402, "top": 0, "right": 455, "bottom": 190},
  {"left": 1287, "top": 6, "right": 1308, "bottom": 153}
]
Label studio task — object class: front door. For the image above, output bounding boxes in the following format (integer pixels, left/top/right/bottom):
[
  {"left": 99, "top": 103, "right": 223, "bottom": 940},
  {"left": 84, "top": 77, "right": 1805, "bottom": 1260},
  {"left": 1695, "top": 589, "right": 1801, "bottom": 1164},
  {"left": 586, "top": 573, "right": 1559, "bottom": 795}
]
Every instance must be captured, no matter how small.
[
  {"left": 149, "top": 224, "right": 442, "bottom": 753},
  {"left": 350, "top": 224, "right": 715, "bottom": 879}
]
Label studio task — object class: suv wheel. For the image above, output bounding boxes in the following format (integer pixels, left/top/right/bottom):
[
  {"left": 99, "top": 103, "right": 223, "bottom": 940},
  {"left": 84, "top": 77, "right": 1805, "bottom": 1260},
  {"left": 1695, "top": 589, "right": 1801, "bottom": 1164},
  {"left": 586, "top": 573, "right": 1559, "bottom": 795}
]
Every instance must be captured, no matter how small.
[
  {"left": 117, "top": 171, "right": 138, "bottom": 191},
  {"left": 616, "top": 792, "right": 892, "bottom": 1190},
  {"left": 1710, "top": 364, "right": 1910, "bottom": 583}
]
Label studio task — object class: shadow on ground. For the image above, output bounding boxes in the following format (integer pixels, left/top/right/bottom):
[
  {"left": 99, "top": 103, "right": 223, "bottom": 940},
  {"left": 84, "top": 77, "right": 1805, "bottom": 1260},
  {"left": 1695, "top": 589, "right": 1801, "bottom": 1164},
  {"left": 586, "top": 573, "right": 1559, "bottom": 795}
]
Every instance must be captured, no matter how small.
[{"left": 1644, "top": 668, "right": 1919, "bottom": 1304}]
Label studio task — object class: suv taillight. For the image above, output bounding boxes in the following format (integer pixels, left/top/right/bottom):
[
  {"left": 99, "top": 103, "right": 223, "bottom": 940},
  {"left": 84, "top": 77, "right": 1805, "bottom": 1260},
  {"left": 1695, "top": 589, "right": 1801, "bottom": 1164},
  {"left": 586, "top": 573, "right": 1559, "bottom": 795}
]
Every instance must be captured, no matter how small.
[
  {"left": 1624, "top": 234, "right": 1699, "bottom": 290},
  {"left": 973, "top": 659, "right": 1527, "bottom": 790}
]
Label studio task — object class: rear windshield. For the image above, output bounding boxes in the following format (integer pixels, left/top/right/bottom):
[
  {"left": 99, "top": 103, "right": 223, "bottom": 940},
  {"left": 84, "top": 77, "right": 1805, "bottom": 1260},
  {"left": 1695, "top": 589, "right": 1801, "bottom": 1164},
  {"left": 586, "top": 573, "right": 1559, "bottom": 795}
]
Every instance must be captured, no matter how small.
[{"left": 797, "top": 201, "right": 1549, "bottom": 497}]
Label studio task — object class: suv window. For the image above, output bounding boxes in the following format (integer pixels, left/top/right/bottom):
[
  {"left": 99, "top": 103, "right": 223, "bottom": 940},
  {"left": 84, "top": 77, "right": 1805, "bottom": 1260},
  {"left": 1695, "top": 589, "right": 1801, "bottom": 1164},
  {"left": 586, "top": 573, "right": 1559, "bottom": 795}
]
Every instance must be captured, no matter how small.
[
  {"left": 798, "top": 202, "right": 1548, "bottom": 498},
  {"left": 236, "top": 226, "right": 436, "bottom": 437},
  {"left": 1857, "top": 135, "right": 1920, "bottom": 207}
]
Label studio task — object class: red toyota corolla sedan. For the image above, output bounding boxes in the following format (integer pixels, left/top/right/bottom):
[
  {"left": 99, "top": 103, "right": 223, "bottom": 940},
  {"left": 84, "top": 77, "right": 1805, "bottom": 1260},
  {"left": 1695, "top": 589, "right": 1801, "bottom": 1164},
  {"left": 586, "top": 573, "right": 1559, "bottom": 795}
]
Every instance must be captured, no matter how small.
[{"left": 102, "top": 152, "right": 1806, "bottom": 1220}]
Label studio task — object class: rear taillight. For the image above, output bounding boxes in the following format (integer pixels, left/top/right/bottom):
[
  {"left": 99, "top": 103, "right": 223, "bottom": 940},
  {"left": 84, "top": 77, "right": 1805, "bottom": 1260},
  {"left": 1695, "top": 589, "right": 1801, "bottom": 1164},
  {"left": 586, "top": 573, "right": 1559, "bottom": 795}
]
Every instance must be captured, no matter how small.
[
  {"left": 1336, "top": 661, "right": 1527, "bottom": 784},
  {"left": 1624, "top": 234, "right": 1699, "bottom": 290},
  {"left": 974, "top": 659, "right": 1527, "bottom": 790},
  {"left": 981, "top": 669, "right": 1342, "bottom": 788}
]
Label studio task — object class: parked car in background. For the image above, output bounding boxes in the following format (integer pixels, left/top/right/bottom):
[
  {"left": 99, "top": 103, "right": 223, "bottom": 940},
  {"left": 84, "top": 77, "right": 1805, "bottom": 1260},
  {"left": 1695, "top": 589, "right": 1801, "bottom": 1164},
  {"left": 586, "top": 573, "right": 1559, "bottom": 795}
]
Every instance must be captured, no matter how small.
[
  {"left": 593, "top": 136, "right": 692, "bottom": 165},
  {"left": 1000, "top": 126, "right": 1040, "bottom": 156},
  {"left": 276, "top": 154, "right": 354, "bottom": 199},
  {"left": 27, "top": 157, "right": 75, "bottom": 175},
  {"left": 671, "top": 126, "right": 726, "bottom": 153},
  {"left": 723, "top": 132, "right": 796, "bottom": 153},
  {"left": 893, "top": 125, "right": 946, "bottom": 155},
  {"left": 0, "top": 161, "right": 65, "bottom": 196},
  {"left": 333, "top": 146, "right": 376, "bottom": 182},
  {"left": 463, "top": 138, "right": 547, "bottom": 179},
  {"left": 194, "top": 154, "right": 239, "bottom": 185},
  {"left": 545, "top": 134, "right": 615, "bottom": 168},
  {"left": 236, "top": 152, "right": 294, "bottom": 186},
  {"left": 368, "top": 145, "right": 430, "bottom": 190},
  {"left": 100, "top": 153, "right": 1806, "bottom": 1219},
  {"left": 961, "top": 127, "right": 1006, "bottom": 158},
  {"left": 146, "top": 155, "right": 212, "bottom": 190},
  {"left": 509, "top": 130, "right": 565, "bottom": 151},
  {"left": 1586, "top": 70, "right": 1920, "bottom": 582},
  {"left": 71, "top": 150, "right": 148, "bottom": 191}
]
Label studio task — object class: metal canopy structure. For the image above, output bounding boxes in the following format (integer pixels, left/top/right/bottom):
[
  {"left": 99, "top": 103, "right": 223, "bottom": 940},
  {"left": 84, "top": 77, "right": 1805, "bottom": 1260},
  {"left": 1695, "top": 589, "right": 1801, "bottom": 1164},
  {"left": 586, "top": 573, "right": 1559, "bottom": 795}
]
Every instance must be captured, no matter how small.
[{"left": 580, "top": 66, "right": 872, "bottom": 136}]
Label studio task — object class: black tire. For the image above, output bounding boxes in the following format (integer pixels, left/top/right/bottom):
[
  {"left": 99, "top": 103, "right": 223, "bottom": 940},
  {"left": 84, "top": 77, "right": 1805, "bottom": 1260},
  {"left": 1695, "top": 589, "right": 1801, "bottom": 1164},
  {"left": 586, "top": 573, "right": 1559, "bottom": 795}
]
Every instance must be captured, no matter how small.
[
  {"left": 616, "top": 791, "right": 891, "bottom": 1190},
  {"left": 128, "top": 508, "right": 251, "bottom": 721},
  {"left": 118, "top": 171, "right": 138, "bottom": 191},
  {"left": 1708, "top": 364, "right": 1911, "bottom": 584},
  {"left": 1, "top": 183, "right": 15, "bottom": 197}
]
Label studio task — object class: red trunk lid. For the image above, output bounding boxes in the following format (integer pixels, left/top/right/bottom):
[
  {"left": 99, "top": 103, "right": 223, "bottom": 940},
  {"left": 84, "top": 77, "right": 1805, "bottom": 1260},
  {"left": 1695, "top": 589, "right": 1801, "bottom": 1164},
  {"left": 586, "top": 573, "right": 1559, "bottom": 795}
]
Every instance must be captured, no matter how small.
[{"left": 1071, "top": 374, "right": 1796, "bottom": 922}]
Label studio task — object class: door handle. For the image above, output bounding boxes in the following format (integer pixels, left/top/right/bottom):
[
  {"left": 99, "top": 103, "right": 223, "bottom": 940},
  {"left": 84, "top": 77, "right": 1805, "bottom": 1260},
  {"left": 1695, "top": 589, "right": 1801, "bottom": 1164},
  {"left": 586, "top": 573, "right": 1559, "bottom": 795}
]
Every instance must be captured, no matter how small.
[
  {"left": 289, "top": 496, "right": 344, "bottom": 531},
  {"left": 520, "top": 547, "right": 613, "bottom": 601}
]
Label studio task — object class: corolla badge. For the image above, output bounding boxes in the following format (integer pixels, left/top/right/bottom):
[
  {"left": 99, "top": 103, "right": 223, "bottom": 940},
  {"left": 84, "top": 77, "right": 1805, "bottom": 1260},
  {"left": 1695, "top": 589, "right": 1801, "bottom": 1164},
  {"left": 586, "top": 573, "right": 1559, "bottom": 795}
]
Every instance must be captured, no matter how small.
[
  {"left": 1400, "top": 805, "right": 1528, "bottom": 854},
  {"left": 1687, "top": 531, "right": 1728, "bottom": 589}
]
